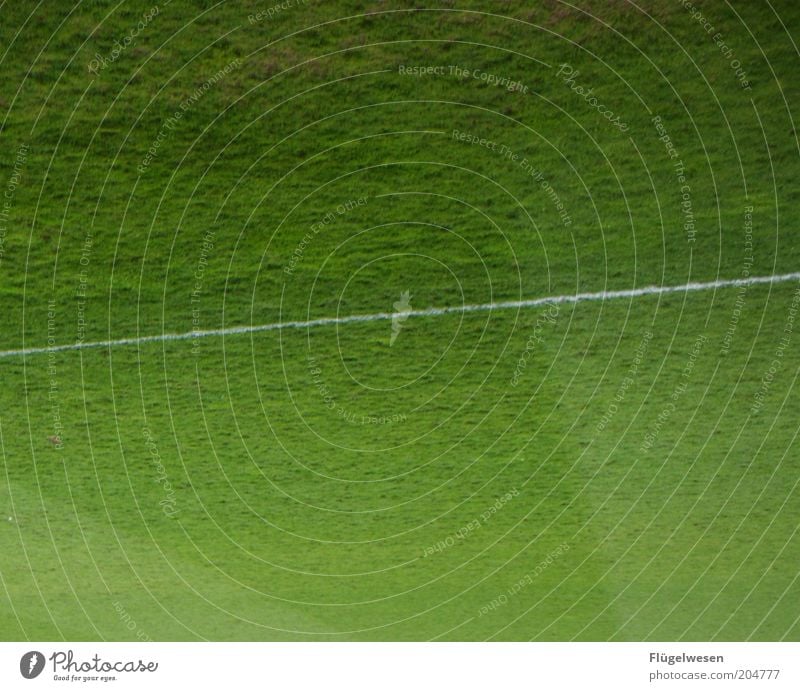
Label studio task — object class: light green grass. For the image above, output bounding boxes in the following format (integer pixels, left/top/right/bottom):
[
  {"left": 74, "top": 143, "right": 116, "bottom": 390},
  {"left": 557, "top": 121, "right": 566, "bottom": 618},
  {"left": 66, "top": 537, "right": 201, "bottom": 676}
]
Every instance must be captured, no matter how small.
[{"left": 0, "top": 0, "right": 799, "bottom": 640}]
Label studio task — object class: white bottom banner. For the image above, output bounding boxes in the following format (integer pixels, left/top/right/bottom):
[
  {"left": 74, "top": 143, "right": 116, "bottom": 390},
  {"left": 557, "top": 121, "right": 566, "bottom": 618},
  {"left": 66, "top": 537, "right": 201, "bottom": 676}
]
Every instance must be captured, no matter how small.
[{"left": 0, "top": 642, "right": 797, "bottom": 690}]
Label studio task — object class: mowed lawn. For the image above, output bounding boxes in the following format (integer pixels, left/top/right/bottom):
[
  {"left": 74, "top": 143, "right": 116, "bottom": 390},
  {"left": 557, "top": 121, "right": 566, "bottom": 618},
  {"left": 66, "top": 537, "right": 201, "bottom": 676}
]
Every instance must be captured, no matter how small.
[
  {"left": 1, "top": 1, "right": 799, "bottom": 640},
  {"left": 2, "top": 285, "right": 798, "bottom": 640}
]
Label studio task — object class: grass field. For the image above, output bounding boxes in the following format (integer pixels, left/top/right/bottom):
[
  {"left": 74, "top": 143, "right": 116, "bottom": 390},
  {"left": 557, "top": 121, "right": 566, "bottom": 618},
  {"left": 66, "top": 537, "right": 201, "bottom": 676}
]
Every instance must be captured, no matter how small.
[{"left": 0, "top": 0, "right": 799, "bottom": 641}]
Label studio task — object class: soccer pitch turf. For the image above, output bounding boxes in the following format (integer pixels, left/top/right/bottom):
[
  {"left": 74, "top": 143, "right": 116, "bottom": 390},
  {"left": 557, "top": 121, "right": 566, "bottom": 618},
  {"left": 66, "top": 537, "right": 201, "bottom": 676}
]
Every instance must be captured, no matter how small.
[{"left": 0, "top": 1, "right": 799, "bottom": 641}]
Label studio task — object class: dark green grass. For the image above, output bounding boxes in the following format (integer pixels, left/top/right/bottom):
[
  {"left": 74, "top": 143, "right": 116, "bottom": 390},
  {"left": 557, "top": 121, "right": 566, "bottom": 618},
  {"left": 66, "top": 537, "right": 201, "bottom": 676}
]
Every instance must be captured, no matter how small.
[{"left": 1, "top": 1, "right": 799, "bottom": 640}]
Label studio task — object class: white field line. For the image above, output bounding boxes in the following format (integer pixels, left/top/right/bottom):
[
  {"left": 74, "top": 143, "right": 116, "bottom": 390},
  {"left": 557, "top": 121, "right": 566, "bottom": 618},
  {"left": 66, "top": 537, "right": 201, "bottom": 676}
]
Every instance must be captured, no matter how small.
[{"left": 2, "top": 271, "right": 799, "bottom": 360}]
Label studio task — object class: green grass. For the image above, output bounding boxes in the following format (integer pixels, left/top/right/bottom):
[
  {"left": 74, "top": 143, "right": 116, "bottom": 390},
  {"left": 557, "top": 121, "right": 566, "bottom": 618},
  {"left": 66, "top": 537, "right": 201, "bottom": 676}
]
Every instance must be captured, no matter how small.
[{"left": 0, "top": 0, "right": 799, "bottom": 640}]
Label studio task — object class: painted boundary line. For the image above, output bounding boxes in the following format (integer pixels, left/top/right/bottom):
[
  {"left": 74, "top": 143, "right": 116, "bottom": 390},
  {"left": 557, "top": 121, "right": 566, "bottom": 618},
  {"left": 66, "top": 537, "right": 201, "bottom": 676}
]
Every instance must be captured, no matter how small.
[{"left": 2, "top": 272, "right": 799, "bottom": 360}]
